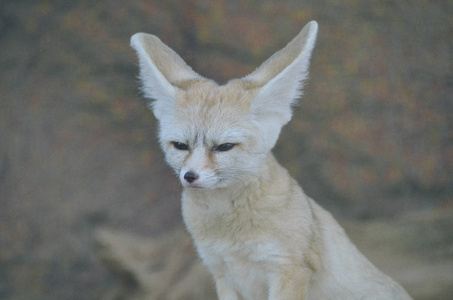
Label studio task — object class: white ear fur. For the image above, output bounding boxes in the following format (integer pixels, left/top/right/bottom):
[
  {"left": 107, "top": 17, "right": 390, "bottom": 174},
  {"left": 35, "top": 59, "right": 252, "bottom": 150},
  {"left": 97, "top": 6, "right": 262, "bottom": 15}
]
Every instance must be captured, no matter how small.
[
  {"left": 242, "top": 21, "right": 318, "bottom": 147},
  {"left": 130, "top": 33, "right": 203, "bottom": 120}
]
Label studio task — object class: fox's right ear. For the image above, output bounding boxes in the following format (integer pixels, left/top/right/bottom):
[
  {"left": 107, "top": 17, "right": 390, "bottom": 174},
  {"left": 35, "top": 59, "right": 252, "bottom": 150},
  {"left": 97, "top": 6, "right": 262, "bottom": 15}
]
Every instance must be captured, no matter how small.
[{"left": 130, "top": 33, "right": 203, "bottom": 120}]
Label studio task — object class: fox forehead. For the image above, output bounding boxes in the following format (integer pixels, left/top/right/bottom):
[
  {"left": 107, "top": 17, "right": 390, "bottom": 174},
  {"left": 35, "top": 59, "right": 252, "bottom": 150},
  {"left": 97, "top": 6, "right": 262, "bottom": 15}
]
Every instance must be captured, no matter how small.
[
  {"left": 175, "top": 82, "right": 256, "bottom": 118},
  {"left": 162, "top": 83, "right": 259, "bottom": 143}
]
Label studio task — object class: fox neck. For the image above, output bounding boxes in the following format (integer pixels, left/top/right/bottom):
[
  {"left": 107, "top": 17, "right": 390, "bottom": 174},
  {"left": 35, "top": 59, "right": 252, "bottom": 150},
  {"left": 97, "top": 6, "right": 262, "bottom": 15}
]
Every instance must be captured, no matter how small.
[{"left": 180, "top": 152, "right": 294, "bottom": 245}]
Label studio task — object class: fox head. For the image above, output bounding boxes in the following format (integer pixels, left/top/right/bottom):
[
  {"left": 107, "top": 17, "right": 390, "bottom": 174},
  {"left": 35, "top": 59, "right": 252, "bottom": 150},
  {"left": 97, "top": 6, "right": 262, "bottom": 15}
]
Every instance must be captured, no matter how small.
[{"left": 131, "top": 21, "right": 318, "bottom": 189}]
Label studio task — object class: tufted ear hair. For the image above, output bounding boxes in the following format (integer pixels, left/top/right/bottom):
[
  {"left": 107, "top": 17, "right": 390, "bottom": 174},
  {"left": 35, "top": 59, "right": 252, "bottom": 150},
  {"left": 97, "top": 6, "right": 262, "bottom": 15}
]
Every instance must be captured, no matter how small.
[
  {"left": 130, "top": 33, "right": 205, "bottom": 120},
  {"left": 238, "top": 21, "right": 318, "bottom": 148}
]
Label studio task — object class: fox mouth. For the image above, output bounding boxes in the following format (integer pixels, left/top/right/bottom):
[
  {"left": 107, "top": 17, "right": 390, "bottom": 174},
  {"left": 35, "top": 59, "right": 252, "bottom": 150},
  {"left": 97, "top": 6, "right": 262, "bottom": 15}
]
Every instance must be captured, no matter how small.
[
  {"left": 182, "top": 179, "right": 223, "bottom": 190},
  {"left": 181, "top": 180, "right": 209, "bottom": 189},
  {"left": 185, "top": 184, "right": 204, "bottom": 189}
]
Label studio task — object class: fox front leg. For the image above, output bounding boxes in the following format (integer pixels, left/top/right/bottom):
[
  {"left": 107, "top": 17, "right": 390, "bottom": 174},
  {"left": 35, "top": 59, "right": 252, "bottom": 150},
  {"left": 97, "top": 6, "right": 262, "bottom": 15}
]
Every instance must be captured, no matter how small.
[
  {"left": 215, "top": 276, "right": 240, "bottom": 300},
  {"left": 268, "top": 268, "right": 312, "bottom": 300}
]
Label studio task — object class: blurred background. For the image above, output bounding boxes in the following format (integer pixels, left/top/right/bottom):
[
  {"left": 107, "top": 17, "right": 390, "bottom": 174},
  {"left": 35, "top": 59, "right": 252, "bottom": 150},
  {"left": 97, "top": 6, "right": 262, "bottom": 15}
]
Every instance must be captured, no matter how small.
[{"left": 0, "top": 0, "right": 452, "bottom": 299}]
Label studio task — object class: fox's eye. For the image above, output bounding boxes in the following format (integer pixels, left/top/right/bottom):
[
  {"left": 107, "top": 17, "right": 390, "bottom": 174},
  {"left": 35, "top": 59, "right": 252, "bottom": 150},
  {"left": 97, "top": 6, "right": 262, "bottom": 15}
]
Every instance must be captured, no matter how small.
[
  {"left": 172, "top": 142, "right": 189, "bottom": 151},
  {"left": 215, "top": 143, "right": 236, "bottom": 152}
]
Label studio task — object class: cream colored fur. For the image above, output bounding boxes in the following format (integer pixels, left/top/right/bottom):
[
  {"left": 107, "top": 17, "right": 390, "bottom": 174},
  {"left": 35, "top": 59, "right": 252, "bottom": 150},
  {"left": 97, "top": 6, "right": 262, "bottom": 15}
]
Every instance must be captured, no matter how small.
[{"left": 131, "top": 21, "right": 412, "bottom": 300}]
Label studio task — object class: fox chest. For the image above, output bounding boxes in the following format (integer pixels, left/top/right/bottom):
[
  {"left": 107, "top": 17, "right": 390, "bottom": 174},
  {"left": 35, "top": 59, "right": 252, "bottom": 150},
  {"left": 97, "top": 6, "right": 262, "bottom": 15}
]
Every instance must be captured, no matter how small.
[
  {"left": 182, "top": 197, "right": 292, "bottom": 296},
  {"left": 204, "top": 245, "right": 271, "bottom": 299},
  {"left": 196, "top": 234, "right": 286, "bottom": 300}
]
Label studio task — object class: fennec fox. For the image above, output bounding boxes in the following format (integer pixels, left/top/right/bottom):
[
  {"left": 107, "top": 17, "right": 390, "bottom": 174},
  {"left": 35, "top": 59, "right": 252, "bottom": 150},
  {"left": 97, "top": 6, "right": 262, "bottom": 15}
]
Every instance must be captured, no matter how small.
[{"left": 131, "top": 21, "right": 412, "bottom": 300}]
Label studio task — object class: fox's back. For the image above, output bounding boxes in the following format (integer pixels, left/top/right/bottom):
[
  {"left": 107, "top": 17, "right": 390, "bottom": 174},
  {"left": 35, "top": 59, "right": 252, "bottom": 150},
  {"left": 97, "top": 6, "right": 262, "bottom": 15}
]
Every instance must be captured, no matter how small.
[{"left": 307, "top": 201, "right": 411, "bottom": 299}]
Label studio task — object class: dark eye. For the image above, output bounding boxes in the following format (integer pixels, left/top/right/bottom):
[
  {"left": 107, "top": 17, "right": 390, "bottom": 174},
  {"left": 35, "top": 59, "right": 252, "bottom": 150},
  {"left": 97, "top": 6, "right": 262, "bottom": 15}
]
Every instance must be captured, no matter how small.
[
  {"left": 215, "top": 143, "right": 236, "bottom": 152},
  {"left": 172, "top": 142, "right": 189, "bottom": 151}
]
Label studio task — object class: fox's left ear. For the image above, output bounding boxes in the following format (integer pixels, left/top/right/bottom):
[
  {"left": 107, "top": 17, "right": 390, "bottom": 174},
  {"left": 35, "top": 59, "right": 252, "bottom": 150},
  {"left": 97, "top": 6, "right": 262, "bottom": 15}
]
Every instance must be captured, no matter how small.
[{"left": 241, "top": 21, "right": 318, "bottom": 141}]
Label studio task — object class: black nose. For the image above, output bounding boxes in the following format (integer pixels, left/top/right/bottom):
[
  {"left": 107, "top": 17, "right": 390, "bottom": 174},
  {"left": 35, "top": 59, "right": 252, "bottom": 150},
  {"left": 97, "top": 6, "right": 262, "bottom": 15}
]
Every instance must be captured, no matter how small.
[{"left": 184, "top": 171, "right": 199, "bottom": 183}]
